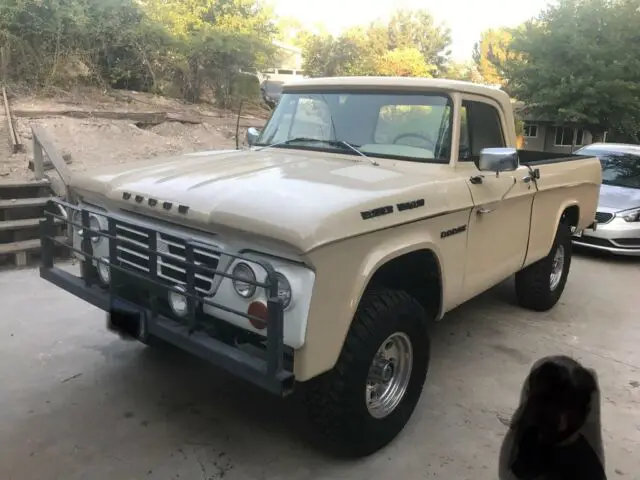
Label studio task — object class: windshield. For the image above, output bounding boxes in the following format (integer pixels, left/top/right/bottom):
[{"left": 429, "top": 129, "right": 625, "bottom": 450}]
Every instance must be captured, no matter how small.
[
  {"left": 255, "top": 91, "right": 453, "bottom": 163},
  {"left": 577, "top": 148, "right": 640, "bottom": 189}
]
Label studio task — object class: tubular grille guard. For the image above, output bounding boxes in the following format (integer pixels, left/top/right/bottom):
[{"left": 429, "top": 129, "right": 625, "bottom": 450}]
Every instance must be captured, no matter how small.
[{"left": 40, "top": 199, "right": 291, "bottom": 392}]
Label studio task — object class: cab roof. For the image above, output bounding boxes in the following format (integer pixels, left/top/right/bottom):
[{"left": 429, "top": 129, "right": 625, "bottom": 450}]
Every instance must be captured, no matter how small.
[{"left": 283, "top": 76, "right": 509, "bottom": 100}]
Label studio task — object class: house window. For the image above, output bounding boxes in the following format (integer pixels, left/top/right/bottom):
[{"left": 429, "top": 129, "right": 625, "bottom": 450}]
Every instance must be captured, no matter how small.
[
  {"left": 554, "top": 127, "right": 584, "bottom": 146},
  {"left": 523, "top": 123, "right": 538, "bottom": 138}
]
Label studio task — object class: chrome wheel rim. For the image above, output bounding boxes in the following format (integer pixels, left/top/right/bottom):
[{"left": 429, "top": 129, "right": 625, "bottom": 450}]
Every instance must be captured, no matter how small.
[
  {"left": 550, "top": 244, "right": 565, "bottom": 291},
  {"left": 365, "top": 332, "right": 413, "bottom": 419}
]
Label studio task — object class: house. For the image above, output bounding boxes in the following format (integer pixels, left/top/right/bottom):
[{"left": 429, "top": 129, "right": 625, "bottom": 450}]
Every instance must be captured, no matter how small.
[{"left": 513, "top": 101, "right": 607, "bottom": 153}]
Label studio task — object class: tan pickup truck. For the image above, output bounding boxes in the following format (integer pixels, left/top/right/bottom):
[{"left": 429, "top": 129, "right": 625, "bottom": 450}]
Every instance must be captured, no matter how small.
[{"left": 39, "top": 77, "right": 601, "bottom": 457}]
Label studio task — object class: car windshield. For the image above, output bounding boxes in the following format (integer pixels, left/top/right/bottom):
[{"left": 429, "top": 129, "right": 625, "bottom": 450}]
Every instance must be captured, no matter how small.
[
  {"left": 254, "top": 91, "right": 453, "bottom": 164},
  {"left": 578, "top": 148, "right": 640, "bottom": 189}
]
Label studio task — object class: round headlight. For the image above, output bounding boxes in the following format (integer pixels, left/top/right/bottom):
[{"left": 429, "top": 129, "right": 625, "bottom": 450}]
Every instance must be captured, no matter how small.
[
  {"left": 72, "top": 210, "right": 82, "bottom": 235},
  {"left": 232, "top": 262, "right": 257, "bottom": 298},
  {"left": 275, "top": 273, "right": 292, "bottom": 309},
  {"left": 73, "top": 212, "right": 102, "bottom": 243},
  {"left": 97, "top": 258, "right": 111, "bottom": 284},
  {"left": 89, "top": 215, "right": 101, "bottom": 244},
  {"left": 168, "top": 286, "right": 189, "bottom": 317}
]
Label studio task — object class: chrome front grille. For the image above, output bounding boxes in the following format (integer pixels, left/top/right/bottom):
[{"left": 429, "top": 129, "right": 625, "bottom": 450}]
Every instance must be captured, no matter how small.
[
  {"left": 157, "top": 232, "right": 220, "bottom": 293},
  {"left": 116, "top": 222, "right": 152, "bottom": 272},
  {"left": 595, "top": 211, "right": 614, "bottom": 224},
  {"left": 114, "top": 220, "right": 220, "bottom": 294}
]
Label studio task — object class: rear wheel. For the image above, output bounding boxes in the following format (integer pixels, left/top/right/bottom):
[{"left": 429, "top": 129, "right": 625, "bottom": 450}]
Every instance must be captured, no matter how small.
[
  {"left": 515, "top": 221, "right": 572, "bottom": 312},
  {"left": 305, "top": 289, "right": 431, "bottom": 458}
]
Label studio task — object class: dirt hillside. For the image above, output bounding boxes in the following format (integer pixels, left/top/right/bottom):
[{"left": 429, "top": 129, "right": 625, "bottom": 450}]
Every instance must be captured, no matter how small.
[{"left": 1, "top": 87, "right": 269, "bottom": 181}]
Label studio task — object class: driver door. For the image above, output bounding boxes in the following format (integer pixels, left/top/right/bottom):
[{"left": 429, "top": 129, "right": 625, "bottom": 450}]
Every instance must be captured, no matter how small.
[{"left": 459, "top": 97, "right": 536, "bottom": 300}]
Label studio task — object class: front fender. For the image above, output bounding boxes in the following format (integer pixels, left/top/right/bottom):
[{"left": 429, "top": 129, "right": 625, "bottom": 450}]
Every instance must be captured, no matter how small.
[{"left": 293, "top": 209, "right": 470, "bottom": 382}]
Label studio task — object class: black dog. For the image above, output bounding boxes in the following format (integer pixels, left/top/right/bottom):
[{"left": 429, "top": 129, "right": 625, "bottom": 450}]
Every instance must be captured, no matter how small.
[{"left": 499, "top": 355, "right": 606, "bottom": 480}]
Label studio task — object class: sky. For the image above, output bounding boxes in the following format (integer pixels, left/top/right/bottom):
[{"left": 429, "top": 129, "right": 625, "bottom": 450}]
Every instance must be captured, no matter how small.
[{"left": 273, "top": 0, "right": 552, "bottom": 60}]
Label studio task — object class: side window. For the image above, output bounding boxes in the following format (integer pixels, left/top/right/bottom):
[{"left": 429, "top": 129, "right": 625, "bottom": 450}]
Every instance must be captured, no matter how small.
[
  {"left": 461, "top": 100, "right": 505, "bottom": 161},
  {"left": 289, "top": 97, "right": 332, "bottom": 140}
]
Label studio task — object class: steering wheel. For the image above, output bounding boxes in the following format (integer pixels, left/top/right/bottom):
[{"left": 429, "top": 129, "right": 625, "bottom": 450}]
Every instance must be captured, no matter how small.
[{"left": 392, "top": 132, "right": 436, "bottom": 150}]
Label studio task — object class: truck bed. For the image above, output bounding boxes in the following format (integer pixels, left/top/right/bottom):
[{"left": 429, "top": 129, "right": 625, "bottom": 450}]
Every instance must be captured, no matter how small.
[{"left": 518, "top": 150, "right": 593, "bottom": 165}]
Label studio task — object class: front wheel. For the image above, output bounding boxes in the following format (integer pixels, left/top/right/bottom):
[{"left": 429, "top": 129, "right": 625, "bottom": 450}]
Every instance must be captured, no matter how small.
[
  {"left": 304, "top": 289, "right": 431, "bottom": 458},
  {"left": 515, "top": 222, "right": 572, "bottom": 312}
]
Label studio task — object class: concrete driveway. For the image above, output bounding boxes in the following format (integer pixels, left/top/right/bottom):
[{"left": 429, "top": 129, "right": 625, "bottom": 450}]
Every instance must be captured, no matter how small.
[{"left": 1, "top": 252, "right": 639, "bottom": 480}]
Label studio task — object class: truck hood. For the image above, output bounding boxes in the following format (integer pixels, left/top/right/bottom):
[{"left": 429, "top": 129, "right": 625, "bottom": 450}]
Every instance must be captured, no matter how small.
[
  {"left": 598, "top": 183, "right": 640, "bottom": 211},
  {"left": 70, "top": 148, "right": 469, "bottom": 252}
]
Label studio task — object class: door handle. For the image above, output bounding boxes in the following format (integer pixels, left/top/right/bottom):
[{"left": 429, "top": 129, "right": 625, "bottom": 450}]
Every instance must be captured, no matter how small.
[{"left": 477, "top": 207, "right": 494, "bottom": 215}]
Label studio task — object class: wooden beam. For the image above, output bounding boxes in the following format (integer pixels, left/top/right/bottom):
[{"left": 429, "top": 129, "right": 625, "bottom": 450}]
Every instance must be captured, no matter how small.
[
  {"left": 32, "top": 134, "right": 45, "bottom": 180},
  {"left": 13, "top": 109, "right": 203, "bottom": 124},
  {"left": 2, "top": 86, "right": 22, "bottom": 153},
  {"left": 30, "top": 125, "right": 71, "bottom": 188},
  {"left": 12, "top": 109, "right": 266, "bottom": 126}
]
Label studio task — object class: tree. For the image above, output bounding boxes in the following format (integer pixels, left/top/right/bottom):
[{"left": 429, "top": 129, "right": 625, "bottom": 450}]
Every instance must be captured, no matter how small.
[
  {"left": 301, "top": 8, "right": 453, "bottom": 78},
  {"left": 442, "top": 61, "right": 484, "bottom": 83},
  {"left": 375, "top": 48, "right": 432, "bottom": 77},
  {"left": 387, "top": 9, "right": 452, "bottom": 75},
  {"left": 141, "top": 0, "right": 278, "bottom": 102},
  {"left": 472, "top": 27, "right": 515, "bottom": 86},
  {"left": 301, "top": 28, "right": 377, "bottom": 77},
  {"left": 502, "top": 0, "right": 640, "bottom": 140}
]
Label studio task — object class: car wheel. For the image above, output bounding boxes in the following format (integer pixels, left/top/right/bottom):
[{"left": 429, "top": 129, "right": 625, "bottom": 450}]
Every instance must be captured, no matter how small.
[
  {"left": 304, "top": 289, "right": 431, "bottom": 458},
  {"left": 515, "top": 221, "right": 572, "bottom": 312}
]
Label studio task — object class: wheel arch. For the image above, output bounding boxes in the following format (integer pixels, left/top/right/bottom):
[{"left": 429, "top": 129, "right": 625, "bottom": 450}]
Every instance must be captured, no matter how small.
[
  {"left": 540, "top": 202, "right": 580, "bottom": 258},
  {"left": 362, "top": 247, "right": 444, "bottom": 323},
  {"left": 560, "top": 203, "right": 580, "bottom": 229}
]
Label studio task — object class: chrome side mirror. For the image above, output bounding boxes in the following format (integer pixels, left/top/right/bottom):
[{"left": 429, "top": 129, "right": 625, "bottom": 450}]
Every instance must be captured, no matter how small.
[
  {"left": 246, "top": 127, "right": 261, "bottom": 147},
  {"left": 476, "top": 147, "right": 519, "bottom": 174}
]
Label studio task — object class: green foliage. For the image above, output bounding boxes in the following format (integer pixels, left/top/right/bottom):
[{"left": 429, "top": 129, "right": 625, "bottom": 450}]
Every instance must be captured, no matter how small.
[
  {"left": 301, "top": 8, "right": 451, "bottom": 78},
  {"left": 386, "top": 10, "right": 451, "bottom": 75},
  {"left": 375, "top": 48, "right": 432, "bottom": 78},
  {"left": 472, "top": 28, "right": 516, "bottom": 86},
  {"left": 501, "top": 0, "right": 640, "bottom": 139},
  {"left": 0, "top": 0, "right": 278, "bottom": 105},
  {"left": 441, "top": 61, "right": 484, "bottom": 82}
]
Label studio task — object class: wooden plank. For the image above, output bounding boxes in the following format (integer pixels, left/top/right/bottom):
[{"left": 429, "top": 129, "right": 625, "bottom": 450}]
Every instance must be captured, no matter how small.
[
  {"left": 30, "top": 125, "right": 71, "bottom": 187},
  {"left": 44, "top": 172, "right": 67, "bottom": 197},
  {"left": 0, "top": 236, "right": 67, "bottom": 255},
  {"left": 2, "top": 86, "right": 22, "bottom": 153},
  {"left": 0, "top": 217, "right": 62, "bottom": 232},
  {"left": 14, "top": 109, "right": 202, "bottom": 124},
  {"left": 0, "top": 179, "right": 50, "bottom": 189},
  {"left": 12, "top": 109, "right": 266, "bottom": 125},
  {"left": 32, "top": 136, "right": 45, "bottom": 180},
  {"left": 0, "top": 197, "right": 51, "bottom": 209}
]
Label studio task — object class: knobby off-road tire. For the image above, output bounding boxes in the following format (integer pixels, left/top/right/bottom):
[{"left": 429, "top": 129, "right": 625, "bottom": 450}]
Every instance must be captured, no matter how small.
[
  {"left": 515, "top": 221, "right": 572, "bottom": 312},
  {"left": 305, "top": 289, "right": 431, "bottom": 458}
]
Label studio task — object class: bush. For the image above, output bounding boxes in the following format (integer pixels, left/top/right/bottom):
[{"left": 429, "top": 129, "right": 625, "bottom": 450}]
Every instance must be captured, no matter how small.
[{"left": 0, "top": 0, "right": 278, "bottom": 106}]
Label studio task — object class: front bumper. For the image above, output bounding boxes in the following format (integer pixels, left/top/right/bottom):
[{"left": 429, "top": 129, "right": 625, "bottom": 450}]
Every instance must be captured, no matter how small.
[
  {"left": 572, "top": 215, "right": 640, "bottom": 256},
  {"left": 39, "top": 200, "right": 294, "bottom": 395}
]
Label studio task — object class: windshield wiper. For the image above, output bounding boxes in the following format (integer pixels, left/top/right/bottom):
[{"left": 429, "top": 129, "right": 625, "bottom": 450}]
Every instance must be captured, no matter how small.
[{"left": 256, "top": 137, "right": 379, "bottom": 166}]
